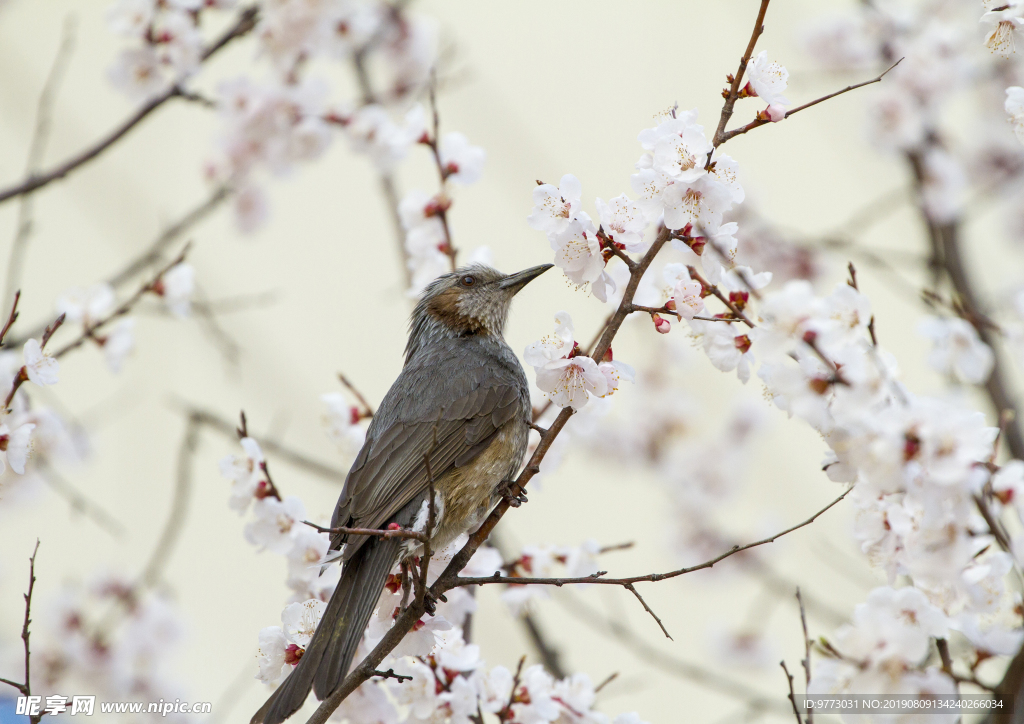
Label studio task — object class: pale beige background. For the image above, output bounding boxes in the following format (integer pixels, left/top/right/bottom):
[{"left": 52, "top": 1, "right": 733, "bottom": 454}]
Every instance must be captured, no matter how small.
[{"left": 0, "top": 1, "right": 1008, "bottom": 722}]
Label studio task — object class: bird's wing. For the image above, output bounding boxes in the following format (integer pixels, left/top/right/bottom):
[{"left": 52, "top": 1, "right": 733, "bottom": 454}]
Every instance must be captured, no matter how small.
[{"left": 331, "top": 357, "right": 523, "bottom": 559}]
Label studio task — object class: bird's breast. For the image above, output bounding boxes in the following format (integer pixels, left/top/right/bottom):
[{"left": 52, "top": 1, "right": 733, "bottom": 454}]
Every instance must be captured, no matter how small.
[{"left": 429, "top": 418, "right": 528, "bottom": 552}]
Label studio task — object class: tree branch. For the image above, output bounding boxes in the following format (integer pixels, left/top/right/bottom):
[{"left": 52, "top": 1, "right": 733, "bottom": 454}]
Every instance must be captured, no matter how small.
[
  {"left": 0, "top": 6, "right": 258, "bottom": 205},
  {"left": 0, "top": 541, "right": 41, "bottom": 724},
  {"left": 138, "top": 414, "right": 200, "bottom": 588},
  {"left": 710, "top": 0, "right": 772, "bottom": 150},
  {"left": 717, "top": 59, "right": 903, "bottom": 145},
  {"left": 454, "top": 489, "right": 849, "bottom": 589}
]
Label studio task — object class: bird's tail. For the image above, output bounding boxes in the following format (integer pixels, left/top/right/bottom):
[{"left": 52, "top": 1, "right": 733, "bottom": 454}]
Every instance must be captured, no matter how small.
[{"left": 251, "top": 536, "right": 401, "bottom": 724}]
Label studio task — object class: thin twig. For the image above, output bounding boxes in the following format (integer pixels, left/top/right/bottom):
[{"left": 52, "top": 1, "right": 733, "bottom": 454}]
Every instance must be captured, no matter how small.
[
  {"left": 338, "top": 373, "right": 375, "bottom": 418},
  {"left": 138, "top": 414, "right": 199, "bottom": 587},
  {"left": 623, "top": 583, "right": 672, "bottom": 640},
  {"left": 3, "top": 189, "right": 230, "bottom": 351},
  {"left": 780, "top": 661, "right": 802, "bottom": 724},
  {"left": 0, "top": 540, "right": 41, "bottom": 724},
  {"left": 0, "top": 291, "right": 21, "bottom": 346},
  {"left": 796, "top": 589, "right": 813, "bottom": 724},
  {"left": 4, "top": 16, "right": 77, "bottom": 309},
  {"left": 717, "top": 59, "right": 904, "bottom": 145},
  {"left": 0, "top": 7, "right": 258, "bottom": 205},
  {"left": 425, "top": 76, "right": 457, "bottom": 270},
  {"left": 710, "top": 0, "right": 772, "bottom": 152},
  {"left": 302, "top": 520, "right": 428, "bottom": 542},
  {"left": 686, "top": 266, "right": 755, "bottom": 327},
  {"left": 454, "top": 489, "right": 850, "bottom": 588},
  {"left": 594, "top": 672, "right": 618, "bottom": 694},
  {"left": 349, "top": 16, "right": 415, "bottom": 288},
  {"left": 371, "top": 668, "right": 413, "bottom": 683}
]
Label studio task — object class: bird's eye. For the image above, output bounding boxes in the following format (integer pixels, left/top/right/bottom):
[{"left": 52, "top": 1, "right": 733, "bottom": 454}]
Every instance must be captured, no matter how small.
[{"left": 460, "top": 275, "right": 475, "bottom": 287}]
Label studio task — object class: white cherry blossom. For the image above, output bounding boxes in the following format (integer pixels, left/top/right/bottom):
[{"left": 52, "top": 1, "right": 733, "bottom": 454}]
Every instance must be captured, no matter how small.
[
  {"left": 637, "top": 110, "right": 713, "bottom": 183},
  {"left": 56, "top": 284, "right": 115, "bottom": 327},
  {"left": 321, "top": 392, "right": 367, "bottom": 457},
  {"left": 160, "top": 262, "right": 195, "bottom": 318},
  {"left": 23, "top": 339, "right": 58, "bottom": 386},
  {"left": 281, "top": 599, "right": 326, "bottom": 649},
  {"left": 982, "top": 4, "right": 1024, "bottom": 57},
  {"left": 0, "top": 422, "right": 35, "bottom": 475},
  {"left": 596, "top": 194, "right": 649, "bottom": 252},
  {"left": 527, "top": 174, "right": 583, "bottom": 235},
  {"left": 219, "top": 437, "right": 265, "bottom": 513},
  {"left": 108, "top": 47, "right": 167, "bottom": 101},
  {"left": 663, "top": 265, "right": 705, "bottom": 320},
  {"left": 550, "top": 214, "right": 605, "bottom": 287},
  {"left": 918, "top": 316, "right": 993, "bottom": 385},
  {"left": 103, "top": 319, "right": 135, "bottom": 374},
  {"left": 255, "top": 626, "right": 288, "bottom": 685},
  {"left": 1006, "top": 86, "right": 1024, "bottom": 145},
  {"left": 244, "top": 495, "right": 307, "bottom": 554},
  {"left": 439, "top": 132, "right": 486, "bottom": 185},
  {"left": 523, "top": 311, "right": 575, "bottom": 367},
  {"left": 746, "top": 50, "right": 790, "bottom": 106},
  {"left": 106, "top": 0, "right": 155, "bottom": 37}
]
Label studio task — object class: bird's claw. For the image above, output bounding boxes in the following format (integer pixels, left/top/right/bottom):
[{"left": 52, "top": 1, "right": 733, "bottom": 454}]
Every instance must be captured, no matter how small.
[
  {"left": 499, "top": 479, "right": 528, "bottom": 508},
  {"left": 421, "top": 590, "right": 438, "bottom": 615}
]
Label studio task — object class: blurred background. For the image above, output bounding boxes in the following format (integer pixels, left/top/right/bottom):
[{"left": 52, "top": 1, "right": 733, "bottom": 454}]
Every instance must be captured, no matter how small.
[{"left": 0, "top": 0, "right": 1014, "bottom": 721}]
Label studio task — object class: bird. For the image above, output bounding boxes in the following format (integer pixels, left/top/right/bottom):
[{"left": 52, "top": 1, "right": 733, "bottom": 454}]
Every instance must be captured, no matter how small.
[{"left": 252, "top": 262, "right": 552, "bottom": 724}]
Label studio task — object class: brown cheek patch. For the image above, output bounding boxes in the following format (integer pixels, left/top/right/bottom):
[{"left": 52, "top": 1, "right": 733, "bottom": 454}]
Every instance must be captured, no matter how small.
[{"left": 426, "top": 288, "right": 485, "bottom": 335}]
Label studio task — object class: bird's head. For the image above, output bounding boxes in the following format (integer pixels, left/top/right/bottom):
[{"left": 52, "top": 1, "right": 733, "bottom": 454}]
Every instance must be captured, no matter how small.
[{"left": 409, "top": 263, "right": 552, "bottom": 351}]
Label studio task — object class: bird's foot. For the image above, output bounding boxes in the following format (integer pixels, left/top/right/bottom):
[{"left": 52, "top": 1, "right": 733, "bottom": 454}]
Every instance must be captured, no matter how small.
[
  {"left": 499, "top": 479, "right": 528, "bottom": 508},
  {"left": 421, "top": 589, "right": 438, "bottom": 616}
]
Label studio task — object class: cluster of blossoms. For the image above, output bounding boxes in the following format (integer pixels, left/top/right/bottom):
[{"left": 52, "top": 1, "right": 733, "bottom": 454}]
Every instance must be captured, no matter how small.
[
  {"left": 398, "top": 131, "right": 487, "bottom": 293},
  {"left": 106, "top": 0, "right": 230, "bottom": 102},
  {"left": 7, "top": 574, "right": 192, "bottom": 723},
  {"left": 106, "top": 0, "right": 454, "bottom": 241},
  {"left": 0, "top": 340, "right": 59, "bottom": 478},
  {"left": 106, "top": 0, "right": 443, "bottom": 234},
  {"left": 516, "top": 1, "right": 1024, "bottom": 698},
  {"left": 321, "top": 391, "right": 370, "bottom": 459},
  {"left": 524, "top": 312, "right": 634, "bottom": 411},
  {"left": 219, "top": 435, "right": 342, "bottom": 602},
  {"left": 250, "top": 533, "right": 646, "bottom": 724}
]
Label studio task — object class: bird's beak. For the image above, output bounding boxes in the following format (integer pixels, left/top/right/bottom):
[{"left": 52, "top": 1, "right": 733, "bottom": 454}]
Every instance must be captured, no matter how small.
[{"left": 499, "top": 264, "right": 554, "bottom": 293}]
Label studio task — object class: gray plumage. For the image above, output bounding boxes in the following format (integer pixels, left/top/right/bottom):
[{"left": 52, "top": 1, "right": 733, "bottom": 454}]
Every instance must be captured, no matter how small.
[{"left": 252, "top": 263, "right": 551, "bottom": 724}]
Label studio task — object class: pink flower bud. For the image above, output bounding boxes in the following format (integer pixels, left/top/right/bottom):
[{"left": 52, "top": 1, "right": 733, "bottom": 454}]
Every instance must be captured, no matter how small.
[
  {"left": 652, "top": 314, "right": 671, "bottom": 334},
  {"left": 766, "top": 104, "right": 787, "bottom": 122}
]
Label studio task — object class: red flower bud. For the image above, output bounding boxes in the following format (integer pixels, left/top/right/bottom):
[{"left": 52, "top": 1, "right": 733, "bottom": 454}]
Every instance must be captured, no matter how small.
[
  {"left": 653, "top": 314, "right": 671, "bottom": 334},
  {"left": 903, "top": 432, "right": 922, "bottom": 462}
]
